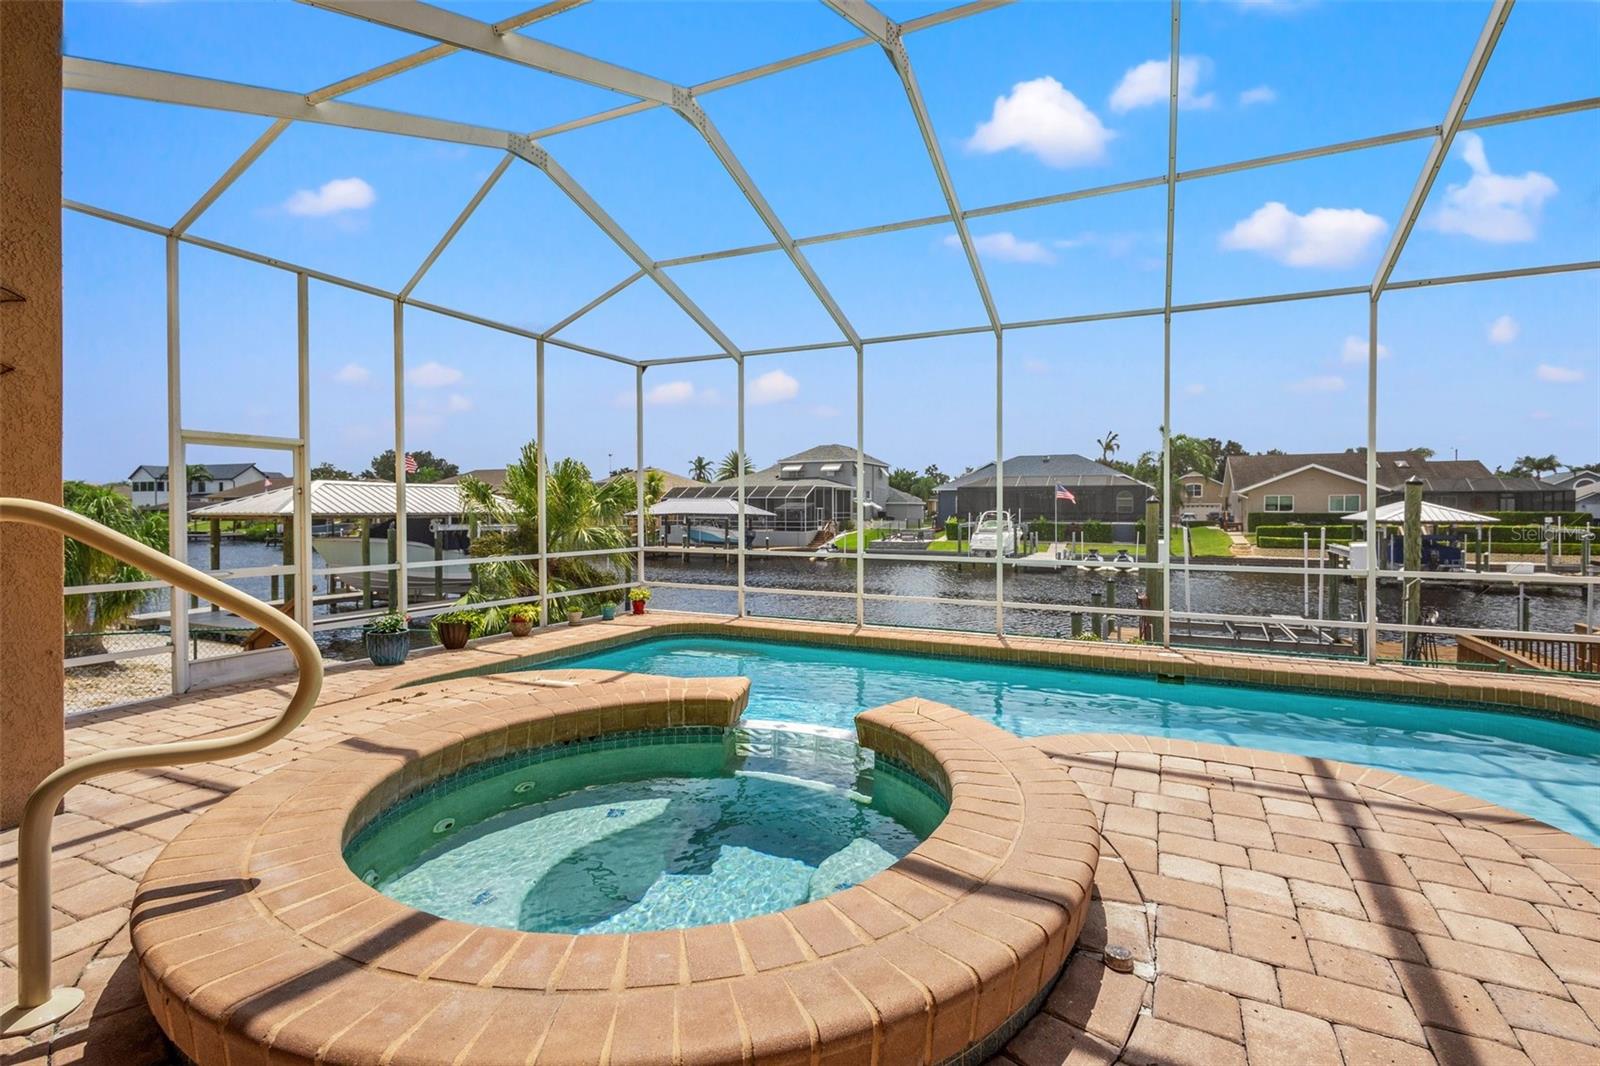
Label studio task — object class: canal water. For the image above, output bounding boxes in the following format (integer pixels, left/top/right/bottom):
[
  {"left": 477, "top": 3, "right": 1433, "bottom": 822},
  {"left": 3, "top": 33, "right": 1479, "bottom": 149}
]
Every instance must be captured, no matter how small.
[
  {"left": 169, "top": 541, "right": 1593, "bottom": 648},
  {"left": 644, "top": 553, "right": 1595, "bottom": 642}
]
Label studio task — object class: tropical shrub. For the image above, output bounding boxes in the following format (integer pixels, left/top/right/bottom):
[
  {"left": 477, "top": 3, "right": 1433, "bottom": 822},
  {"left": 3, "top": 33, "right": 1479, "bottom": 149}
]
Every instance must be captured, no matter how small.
[{"left": 62, "top": 481, "right": 168, "bottom": 653}]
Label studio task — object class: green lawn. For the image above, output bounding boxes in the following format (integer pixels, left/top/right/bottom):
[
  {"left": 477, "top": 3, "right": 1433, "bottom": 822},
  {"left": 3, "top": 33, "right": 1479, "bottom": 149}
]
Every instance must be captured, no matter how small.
[
  {"left": 831, "top": 528, "right": 889, "bottom": 552},
  {"left": 1181, "top": 526, "right": 1233, "bottom": 557},
  {"left": 926, "top": 525, "right": 1232, "bottom": 557}
]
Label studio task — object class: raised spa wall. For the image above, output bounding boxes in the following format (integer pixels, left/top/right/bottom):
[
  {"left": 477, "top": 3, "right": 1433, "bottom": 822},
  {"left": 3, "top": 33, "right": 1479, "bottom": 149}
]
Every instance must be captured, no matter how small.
[{"left": 132, "top": 671, "right": 1101, "bottom": 1066}]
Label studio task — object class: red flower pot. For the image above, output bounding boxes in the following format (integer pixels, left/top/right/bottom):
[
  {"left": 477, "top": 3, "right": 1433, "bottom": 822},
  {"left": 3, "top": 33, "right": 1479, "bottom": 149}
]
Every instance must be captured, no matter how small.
[{"left": 631, "top": 600, "right": 646, "bottom": 615}]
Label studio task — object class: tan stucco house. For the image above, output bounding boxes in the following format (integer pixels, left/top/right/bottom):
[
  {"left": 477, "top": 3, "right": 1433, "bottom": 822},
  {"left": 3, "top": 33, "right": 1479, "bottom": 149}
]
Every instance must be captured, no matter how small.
[
  {"left": 1177, "top": 471, "right": 1225, "bottom": 520},
  {"left": 1219, "top": 450, "right": 1573, "bottom": 524}
]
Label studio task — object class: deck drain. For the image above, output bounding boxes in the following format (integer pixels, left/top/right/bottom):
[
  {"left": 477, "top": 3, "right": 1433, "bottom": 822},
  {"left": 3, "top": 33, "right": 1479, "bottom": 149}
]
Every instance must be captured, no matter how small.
[
  {"left": 432, "top": 818, "right": 456, "bottom": 834},
  {"left": 1104, "top": 946, "right": 1134, "bottom": 973}
]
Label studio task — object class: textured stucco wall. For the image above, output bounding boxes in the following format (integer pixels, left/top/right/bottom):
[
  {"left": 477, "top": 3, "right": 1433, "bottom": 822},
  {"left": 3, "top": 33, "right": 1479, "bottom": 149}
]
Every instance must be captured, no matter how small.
[{"left": 1, "top": 1, "right": 66, "bottom": 827}]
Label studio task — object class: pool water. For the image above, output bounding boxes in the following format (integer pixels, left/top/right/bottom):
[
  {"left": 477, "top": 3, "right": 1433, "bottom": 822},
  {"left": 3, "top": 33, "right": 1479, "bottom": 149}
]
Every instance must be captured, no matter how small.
[
  {"left": 534, "top": 637, "right": 1600, "bottom": 844},
  {"left": 345, "top": 727, "right": 947, "bottom": 933}
]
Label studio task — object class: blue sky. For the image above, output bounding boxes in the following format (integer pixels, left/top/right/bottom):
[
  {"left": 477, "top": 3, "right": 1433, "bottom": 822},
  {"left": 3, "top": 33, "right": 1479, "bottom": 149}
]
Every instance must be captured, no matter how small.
[{"left": 61, "top": 0, "right": 1598, "bottom": 485}]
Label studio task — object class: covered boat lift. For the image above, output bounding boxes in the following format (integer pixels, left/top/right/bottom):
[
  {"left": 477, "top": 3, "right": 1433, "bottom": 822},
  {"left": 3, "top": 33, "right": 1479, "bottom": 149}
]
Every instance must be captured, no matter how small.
[{"left": 188, "top": 480, "right": 507, "bottom": 616}]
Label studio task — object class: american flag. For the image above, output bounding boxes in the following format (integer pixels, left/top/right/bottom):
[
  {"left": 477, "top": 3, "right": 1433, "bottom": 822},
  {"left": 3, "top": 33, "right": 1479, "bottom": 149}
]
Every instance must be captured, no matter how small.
[
  {"left": 1055, "top": 484, "right": 1077, "bottom": 503},
  {"left": 403, "top": 453, "right": 418, "bottom": 475}
]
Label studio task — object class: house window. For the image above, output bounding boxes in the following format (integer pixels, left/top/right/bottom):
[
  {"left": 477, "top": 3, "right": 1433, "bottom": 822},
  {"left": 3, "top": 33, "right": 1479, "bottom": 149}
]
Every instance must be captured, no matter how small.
[
  {"left": 1264, "top": 495, "right": 1294, "bottom": 512},
  {"left": 1328, "top": 494, "right": 1360, "bottom": 512},
  {"left": 1185, "top": 483, "right": 1203, "bottom": 498},
  {"left": 1115, "top": 490, "right": 1134, "bottom": 514}
]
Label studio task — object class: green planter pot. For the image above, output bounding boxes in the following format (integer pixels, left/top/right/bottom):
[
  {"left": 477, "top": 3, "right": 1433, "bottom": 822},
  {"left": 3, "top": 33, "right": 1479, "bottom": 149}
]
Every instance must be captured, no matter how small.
[
  {"left": 600, "top": 603, "right": 616, "bottom": 621},
  {"left": 365, "top": 630, "right": 410, "bottom": 667}
]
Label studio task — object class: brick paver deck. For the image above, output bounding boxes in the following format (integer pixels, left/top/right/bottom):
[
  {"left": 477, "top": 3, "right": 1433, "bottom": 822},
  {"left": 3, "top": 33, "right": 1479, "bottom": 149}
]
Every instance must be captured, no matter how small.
[
  {"left": 992, "top": 736, "right": 1600, "bottom": 1066},
  {"left": 4, "top": 613, "right": 1597, "bottom": 1064}
]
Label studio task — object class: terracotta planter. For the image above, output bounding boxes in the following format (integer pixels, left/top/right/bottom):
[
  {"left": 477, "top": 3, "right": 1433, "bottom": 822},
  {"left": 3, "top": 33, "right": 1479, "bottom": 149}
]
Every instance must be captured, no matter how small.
[
  {"left": 436, "top": 621, "right": 471, "bottom": 650},
  {"left": 509, "top": 618, "right": 534, "bottom": 637},
  {"left": 364, "top": 630, "right": 410, "bottom": 667},
  {"left": 566, "top": 609, "right": 584, "bottom": 626},
  {"left": 631, "top": 600, "right": 646, "bottom": 615}
]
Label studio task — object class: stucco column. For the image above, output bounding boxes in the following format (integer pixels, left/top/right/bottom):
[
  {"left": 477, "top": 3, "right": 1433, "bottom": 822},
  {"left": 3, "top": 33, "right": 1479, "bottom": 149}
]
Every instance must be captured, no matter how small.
[{"left": 0, "top": 1, "right": 66, "bottom": 828}]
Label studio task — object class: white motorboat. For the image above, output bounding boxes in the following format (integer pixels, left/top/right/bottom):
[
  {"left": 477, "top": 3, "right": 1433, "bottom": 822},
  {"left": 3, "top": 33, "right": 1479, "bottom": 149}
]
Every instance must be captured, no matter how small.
[{"left": 968, "top": 510, "right": 1018, "bottom": 557}]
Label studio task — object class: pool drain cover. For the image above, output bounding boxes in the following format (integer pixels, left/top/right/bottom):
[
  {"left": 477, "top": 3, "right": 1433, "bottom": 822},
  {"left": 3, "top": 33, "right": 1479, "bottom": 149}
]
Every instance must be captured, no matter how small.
[{"left": 1104, "top": 946, "right": 1134, "bottom": 973}]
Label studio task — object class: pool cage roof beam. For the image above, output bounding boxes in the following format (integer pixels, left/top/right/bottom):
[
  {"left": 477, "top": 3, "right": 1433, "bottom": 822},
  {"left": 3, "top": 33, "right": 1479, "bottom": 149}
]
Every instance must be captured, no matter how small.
[
  {"left": 823, "top": 0, "right": 1002, "bottom": 336},
  {"left": 306, "top": 0, "right": 863, "bottom": 349},
  {"left": 170, "top": 3, "right": 580, "bottom": 239},
  {"left": 64, "top": 56, "right": 734, "bottom": 363},
  {"left": 632, "top": 257, "right": 1598, "bottom": 368},
  {"left": 58, "top": 5, "right": 1600, "bottom": 376}
]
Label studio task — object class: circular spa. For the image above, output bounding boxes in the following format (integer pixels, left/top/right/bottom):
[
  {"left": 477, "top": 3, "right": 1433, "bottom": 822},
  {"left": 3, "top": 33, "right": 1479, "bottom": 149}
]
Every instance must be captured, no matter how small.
[
  {"left": 132, "top": 677, "right": 1100, "bottom": 1066},
  {"left": 344, "top": 724, "right": 949, "bottom": 933}
]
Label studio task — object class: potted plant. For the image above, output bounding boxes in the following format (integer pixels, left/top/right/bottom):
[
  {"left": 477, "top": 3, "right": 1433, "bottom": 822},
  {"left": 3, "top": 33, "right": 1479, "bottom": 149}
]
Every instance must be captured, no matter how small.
[
  {"left": 507, "top": 605, "right": 536, "bottom": 637},
  {"left": 566, "top": 605, "right": 584, "bottom": 626},
  {"left": 628, "top": 587, "right": 652, "bottom": 615},
  {"left": 600, "top": 599, "right": 617, "bottom": 621},
  {"left": 432, "top": 609, "right": 476, "bottom": 650},
  {"left": 364, "top": 613, "right": 411, "bottom": 666}
]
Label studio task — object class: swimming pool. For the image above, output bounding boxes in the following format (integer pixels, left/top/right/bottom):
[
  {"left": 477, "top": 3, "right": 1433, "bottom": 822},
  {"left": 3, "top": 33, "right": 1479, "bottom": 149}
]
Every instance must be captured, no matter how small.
[
  {"left": 530, "top": 636, "right": 1600, "bottom": 844},
  {"left": 345, "top": 725, "right": 947, "bottom": 933}
]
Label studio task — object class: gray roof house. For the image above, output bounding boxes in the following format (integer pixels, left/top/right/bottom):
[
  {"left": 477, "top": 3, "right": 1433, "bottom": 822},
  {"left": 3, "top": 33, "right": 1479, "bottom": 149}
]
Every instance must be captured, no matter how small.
[{"left": 935, "top": 455, "right": 1153, "bottom": 523}]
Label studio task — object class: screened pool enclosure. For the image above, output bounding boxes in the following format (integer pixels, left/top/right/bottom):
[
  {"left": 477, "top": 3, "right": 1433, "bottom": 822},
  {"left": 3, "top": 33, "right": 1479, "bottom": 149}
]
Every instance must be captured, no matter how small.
[{"left": 60, "top": 0, "right": 1599, "bottom": 706}]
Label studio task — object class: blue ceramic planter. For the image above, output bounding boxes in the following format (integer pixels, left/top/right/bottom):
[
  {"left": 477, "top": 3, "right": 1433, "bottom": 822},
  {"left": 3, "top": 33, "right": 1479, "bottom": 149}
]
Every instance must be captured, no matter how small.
[{"left": 365, "top": 630, "right": 411, "bottom": 666}]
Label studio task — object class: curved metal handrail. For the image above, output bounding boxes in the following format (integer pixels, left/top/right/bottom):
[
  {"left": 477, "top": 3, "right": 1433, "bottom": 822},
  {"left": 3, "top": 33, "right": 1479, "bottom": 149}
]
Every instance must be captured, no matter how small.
[{"left": 0, "top": 498, "right": 324, "bottom": 1036}]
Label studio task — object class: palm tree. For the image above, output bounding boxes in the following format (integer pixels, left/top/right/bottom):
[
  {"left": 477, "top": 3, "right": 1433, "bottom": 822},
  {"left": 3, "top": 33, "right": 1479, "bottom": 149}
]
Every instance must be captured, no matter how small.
[
  {"left": 716, "top": 450, "right": 754, "bottom": 481},
  {"left": 456, "top": 441, "right": 633, "bottom": 631},
  {"left": 1097, "top": 431, "right": 1120, "bottom": 464},
  {"left": 62, "top": 482, "right": 167, "bottom": 654},
  {"left": 184, "top": 463, "right": 211, "bottom": 496},
  {"left": 689, "top": 455, "right": 712, "bottom": 481}
]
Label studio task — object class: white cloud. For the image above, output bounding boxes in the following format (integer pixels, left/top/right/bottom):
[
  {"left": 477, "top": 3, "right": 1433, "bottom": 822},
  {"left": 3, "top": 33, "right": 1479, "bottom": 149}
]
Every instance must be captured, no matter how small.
[
  {"left": 646, "top": 380, "right": 696, "bottom": 405},
  {"left": 1110, "top": 55, "right": 1216, "bottom": 114},
  {"left": 1339, "top": 335, "right": 1389, "bottom": 364},
  {"left": 1220, "top": 201, "right": 1387, "bottom": 268},
  {"left": 1238, "top": 85, "right": 1277, "bottom": 106},
  {"left": 1428, "top": 132, "right": 1557, "bottom": 243},
  {"left": 1487, "top": 314, "right": 1519, "bottom": 345},
  {"left": 333, "top": 362, "right": 372, "bottom": 385},
  {"left": 1183, "top": 383, "right": 1208, "bottom": 395},
  {"left": 1287, "top": 375, "right": 1345, "bottom": 393},
  {"left": 445, "top": 393, "right": 473, "bottom": 413},
  {"left": 406, "top": 361, "right": 463, "bottom": 388},
  {"left": 945, "top": 231, "right": 1056, "bottom": 264},
  {"left": 965, "top": 76, "right": 1114, "bottom": 168},
  {"left": 284, "top": 177, "right": 376, "bottom": 217},
  {"left": 1535, "top": 363, "right": 1584, "bottom": 384},
  {"left": 749, "top": 369, "right": 800, "bottom": 405}
]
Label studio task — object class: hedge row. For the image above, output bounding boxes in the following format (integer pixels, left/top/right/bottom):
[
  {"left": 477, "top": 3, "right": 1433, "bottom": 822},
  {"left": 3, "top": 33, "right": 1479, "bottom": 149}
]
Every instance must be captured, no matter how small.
[
  {"left": 1481, "top": 511, "right": 1592, "bottom": 526},
  {"left": 1247, "top": 509, "right": 1591, "bottom": 531},
  {"left": 1245, "top": 512, "right": 1351, "bottom": 531},
  {"left": 1024, "top": 519, "right": 1125, "bottom": 542},
  {"left": 1254, "top": 524, "right": 1356, "bottom": 541},
  {"left": 1257, "top": 536, "right": 1347, "bottom": 549}
]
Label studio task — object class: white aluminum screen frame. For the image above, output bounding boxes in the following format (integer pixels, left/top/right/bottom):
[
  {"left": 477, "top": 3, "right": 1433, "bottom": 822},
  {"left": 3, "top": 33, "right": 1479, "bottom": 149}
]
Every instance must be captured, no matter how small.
[{"left": 57, "top": 0, "right": 1600, "bottom": 706}]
